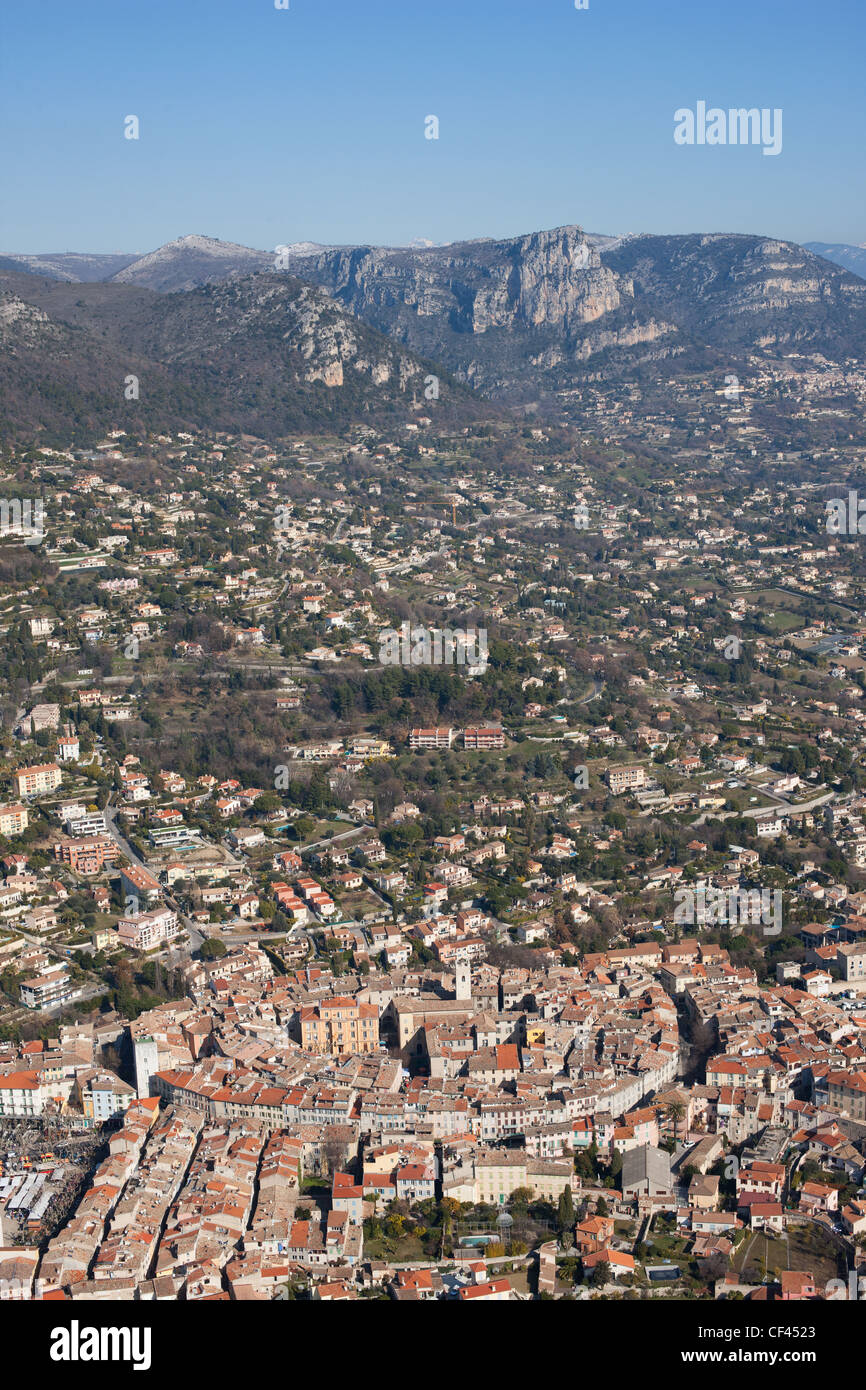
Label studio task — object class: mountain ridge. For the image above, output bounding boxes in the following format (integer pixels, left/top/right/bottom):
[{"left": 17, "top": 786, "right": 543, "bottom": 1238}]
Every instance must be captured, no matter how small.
[
  {"left": 805, "top": 241, "right": 866, "bottom": 280},
  {"left": 0, "top": 264, "right": 479, "bottom": 443},
  {"left": 279, "top": 225, "right": 866, "bottom": 396},
  {"left": 2, "top": 223, "right": 864, "bottom": 440}
]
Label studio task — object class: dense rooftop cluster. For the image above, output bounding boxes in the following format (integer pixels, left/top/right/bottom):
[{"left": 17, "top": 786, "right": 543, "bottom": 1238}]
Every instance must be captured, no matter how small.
[{"left": 2, "top": 366, "right": 866, "bottom": 1300}]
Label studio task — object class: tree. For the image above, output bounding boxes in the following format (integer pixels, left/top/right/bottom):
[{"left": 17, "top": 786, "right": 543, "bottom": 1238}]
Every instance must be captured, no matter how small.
[
  {"left": 199, "top": 937, "right": 227, "bottom": 960},
  {"left": 557, "top": 1186, "right": 575, "bottom": 1236},
  {"left": 575, "top": 1149, "right": 595, "bottom": 1180},
  {"left": 664, "top": 1100, "right": 686, "bottom": 1145},
  {"left": 323, "top": 1134, "right": 348, "bottom": 1175}
]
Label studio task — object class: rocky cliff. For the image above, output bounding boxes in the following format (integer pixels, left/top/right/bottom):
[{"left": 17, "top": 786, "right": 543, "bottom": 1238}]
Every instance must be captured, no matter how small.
[
  {"left": 282, "top": 225, "right": 866, "bottom": 397},
  {"left": 0, "top": 267, "right": 478, "bottom": 442}
]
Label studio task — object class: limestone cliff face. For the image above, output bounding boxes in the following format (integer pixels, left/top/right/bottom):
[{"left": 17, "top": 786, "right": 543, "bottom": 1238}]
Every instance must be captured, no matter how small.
[
  {"left": 0, "top": 292, "right": 52, "bottom": 336},
  {"left": 603, "top": 233, "right": 866, "bottom": 357},
  {"left": 508, "top": 227, "right": 624, "bottom": 328},
  {"left": 2, "top": 223, "right": 863, "bottom": 436},
  {"left": 119, "top": 276, "right": 433, "bottom": 397},
  {"left": 284, "top": 225, "right": 670, "bottom": 396},
  {"left": 0, "top": 262, "right": 475, "bottom": 441},
  {"left": 283, "top": 225, "right": 866, "bottom": 397},
  {"left": 289, "top": 225, "right": 626, "bottom": 336}
]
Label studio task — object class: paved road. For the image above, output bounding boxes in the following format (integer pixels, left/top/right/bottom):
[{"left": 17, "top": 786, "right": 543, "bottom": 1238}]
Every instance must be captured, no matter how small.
[
  {"left": 104, "top": 803, "right": 205, "bottom": 952},
  {"left": 103, "top": 802, "right": 147, "bottom": 868},
  {"left": 579, "top": 678, "right": 605, "bottom": 704},
  {"left": 692, "top": 787, "right": 835, "bottom": 827},
  {"left": 746, "top": 788, "right": 835, "bottom": 816}
]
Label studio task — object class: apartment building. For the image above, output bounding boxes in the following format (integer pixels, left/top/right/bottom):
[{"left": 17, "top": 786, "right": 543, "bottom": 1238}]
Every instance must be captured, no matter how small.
[
  {"left": 120, "top": 862, "right": 162, "bottom": 907},
  {"left": 606, "top": 764, "right": 647, "bottom": 795},
  {"left": 53, "top": 837, "right": 117, "bottom": 874},
  {"left": 12, "top": 763, "right": 62, "bottom": 797},
  {"left": 826, "top": 1070, "right": 866, "bottom": 1121},
  {"left": 79, "top": 1070, "right": 137, "bottom": 1123},
  {"left": 0, "top": 804, "right": 28, "bottom": 836},
  {"left": 300, "top": 996, "right": 379, "bottom": 1056},
  {"left": 64, "top": 811, "right": 107, "bottom": 838},
  {"left": 463, "top": 725, "right": 506, "bottom": 750},
  {"left": 20, "top": 969, "right": 77, "bottom": 1011},
  {"left": 117, "top": 907, "right": 180, "bottom": 952},
  {"left": 0, "top": 1071, "right": 47, "bottom": 1117},
  {"left": 838, "top": 944, "right": 866, "bottom": 981},
  {"left": 408, "top": 727, "right": 454, "bottom": 750}
]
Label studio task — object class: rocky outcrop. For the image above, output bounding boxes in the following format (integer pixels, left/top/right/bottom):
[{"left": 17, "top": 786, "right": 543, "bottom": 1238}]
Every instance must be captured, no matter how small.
[
  {"left": 603, "top": 233, "right": 866, "bottom": 359},
  {"left": 1, "top": 223, "right": 863, "bottom": 435},
  {"left": 277, "top": 225, "right": 866, "bottom": 397},
  {"left": 286, "top": 224, "right": 625, "bottom": 334},
  {"left": 0, "top": 265, "right": 477, "bottom": 442},
  {"left": 280, "top": 225, "right": 677, "bottom": 397}
]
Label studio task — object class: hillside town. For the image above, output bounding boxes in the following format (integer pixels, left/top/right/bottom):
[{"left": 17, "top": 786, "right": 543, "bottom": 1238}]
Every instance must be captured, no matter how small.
[{"left": 0, "top": 389, "right": 866, "bottom": 1303}]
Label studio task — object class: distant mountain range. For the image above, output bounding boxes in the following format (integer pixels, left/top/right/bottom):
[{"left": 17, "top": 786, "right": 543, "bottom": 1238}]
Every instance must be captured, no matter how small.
[
  {"left": 805, "top": 241, "right": 866, "bottom": 280},
  {"left": 1, "top": 226, "right": 864, "bottom": 440},
  {"left": 0, "top": 250, "right": 140, "bottom": 283},
  {"left": 2, "top": 235, "right": 340, "bottom": 294}
]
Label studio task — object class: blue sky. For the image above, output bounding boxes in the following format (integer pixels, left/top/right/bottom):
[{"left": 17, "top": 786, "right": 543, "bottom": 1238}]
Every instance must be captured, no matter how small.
[{"left": 2, "top": 0, "right": 863, "bottom": 253}]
